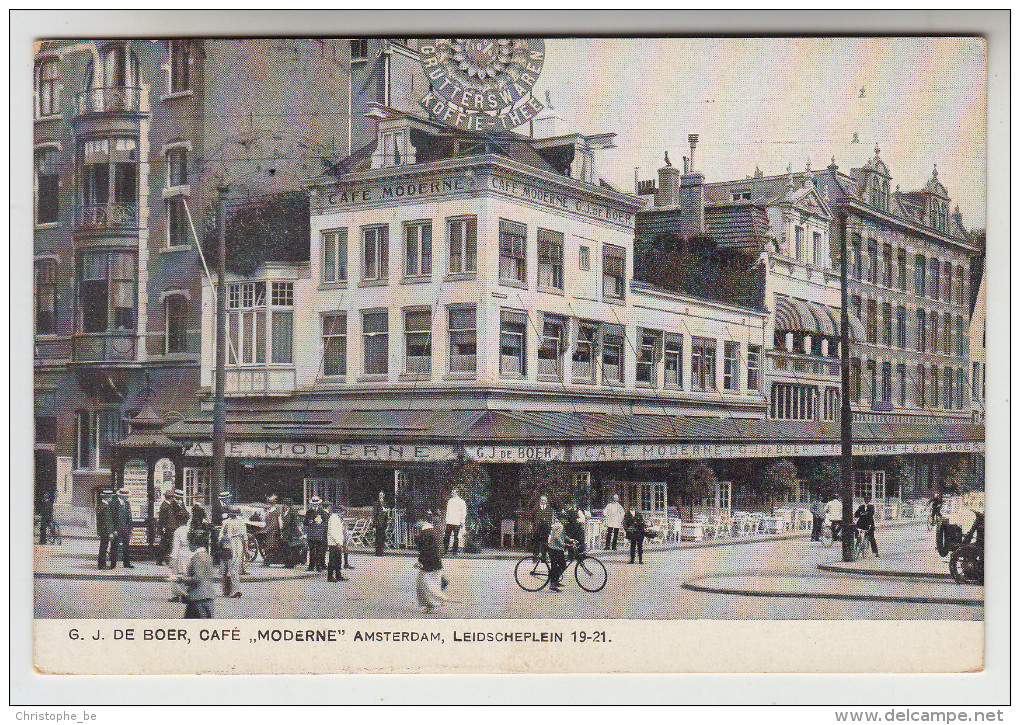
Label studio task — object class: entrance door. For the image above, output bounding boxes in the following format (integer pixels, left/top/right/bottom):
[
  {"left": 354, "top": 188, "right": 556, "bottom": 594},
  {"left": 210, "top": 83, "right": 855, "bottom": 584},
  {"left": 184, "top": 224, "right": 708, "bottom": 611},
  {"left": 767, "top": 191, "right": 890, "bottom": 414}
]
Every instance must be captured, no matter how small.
[
  {"left": 609, "top": 481, "right": 667, "bottom": 524},
  {"left": 714, "top": 481, "right": 732, "bottom": 514},
  {"left": 303, "top": 478, "right": 349, "bottom": 509}
]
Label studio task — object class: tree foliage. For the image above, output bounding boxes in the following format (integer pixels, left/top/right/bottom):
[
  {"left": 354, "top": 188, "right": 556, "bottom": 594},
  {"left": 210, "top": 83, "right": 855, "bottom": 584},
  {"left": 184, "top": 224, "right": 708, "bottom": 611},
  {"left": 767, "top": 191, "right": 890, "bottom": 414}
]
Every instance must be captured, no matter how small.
[
  {"left": 201, "top": 191, "right": 310, "bottom": 276},
  {"left": 805, "top": 458, "right": 841, "bottom": 498},
  {"left": 761, "top": 459, "right": 798, "bottom": 513},
  {"left": 675, "top": 460, "right": 718, "bottom": 518}
]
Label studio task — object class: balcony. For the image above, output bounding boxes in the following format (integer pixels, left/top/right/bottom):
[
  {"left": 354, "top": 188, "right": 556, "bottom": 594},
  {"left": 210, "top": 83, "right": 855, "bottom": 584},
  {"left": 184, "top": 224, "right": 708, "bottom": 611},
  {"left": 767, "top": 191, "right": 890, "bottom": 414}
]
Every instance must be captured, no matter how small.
[
  {"left": 76, "top": 203, "right": 139, "bottom": 231},
  {"left": 213, "top": 367, "right": 297, "bottom": 396},
  {"left": 34, "top": 336, "right": 72, "bottom": 360},
  {"left": 74, "top": 87, "right": 146, "bottom": 116},
  {"left": 72, "top": 333, "right": 136, "bottom": 363},
  {"left": 768, "top": 349, "right": 840, "bottom": 378}
]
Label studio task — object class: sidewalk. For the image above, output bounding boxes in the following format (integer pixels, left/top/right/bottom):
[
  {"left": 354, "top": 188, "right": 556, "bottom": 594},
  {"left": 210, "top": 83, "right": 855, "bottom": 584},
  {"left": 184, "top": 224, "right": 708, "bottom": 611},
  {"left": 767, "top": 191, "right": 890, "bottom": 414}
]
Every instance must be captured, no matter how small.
[{"left": 818, "top": 545, "right": 953, "bottom": 579}]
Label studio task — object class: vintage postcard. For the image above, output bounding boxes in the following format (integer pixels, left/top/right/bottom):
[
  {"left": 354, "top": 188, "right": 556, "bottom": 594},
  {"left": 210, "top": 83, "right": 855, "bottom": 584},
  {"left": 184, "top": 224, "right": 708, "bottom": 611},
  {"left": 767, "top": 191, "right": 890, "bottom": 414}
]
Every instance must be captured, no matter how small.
[{"left": 25, "top": 25, "right": 992, "bottom": 680}]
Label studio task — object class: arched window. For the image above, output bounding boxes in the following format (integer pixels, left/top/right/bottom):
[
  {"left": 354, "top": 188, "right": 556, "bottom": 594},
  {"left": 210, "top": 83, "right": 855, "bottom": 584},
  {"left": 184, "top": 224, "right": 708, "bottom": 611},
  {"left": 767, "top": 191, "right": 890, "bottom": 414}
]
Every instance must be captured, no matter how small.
[{"left": 165, "top": 294, "right": 188, "bottom": 353}]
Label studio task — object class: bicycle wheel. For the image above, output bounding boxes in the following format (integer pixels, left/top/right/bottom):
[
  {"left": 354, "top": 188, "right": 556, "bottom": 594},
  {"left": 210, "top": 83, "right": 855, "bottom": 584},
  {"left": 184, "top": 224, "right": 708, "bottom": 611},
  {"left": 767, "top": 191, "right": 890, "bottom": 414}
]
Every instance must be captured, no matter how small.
[
  {"left": 245, "top": 533, "right": 261, "bottom": 563},
  {"left": 514, "top": 556, "right": 550, "bottom": 592},
  {"left": 574, "top": 555, "right": 608, "bottom": 593},
  {"left": 820, "top": 525, "right": 834, "bottom": 547},
  {"left": 949, "top": 545, "right": 983, "bottom": 585},
  {"left": 854, "top": 533, "right": 867, "bottom": 560}
]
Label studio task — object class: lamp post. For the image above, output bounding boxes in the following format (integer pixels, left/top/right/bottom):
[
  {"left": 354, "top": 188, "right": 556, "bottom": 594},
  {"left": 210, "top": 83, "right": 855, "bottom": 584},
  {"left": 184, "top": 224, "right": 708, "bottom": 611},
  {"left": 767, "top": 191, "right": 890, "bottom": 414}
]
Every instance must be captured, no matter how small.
[
  {"left": 836, "top": 195, "right": 856, "bottom": 563},
  {"left": 211, "top": 184, "right": 229, "bottom": 526}
]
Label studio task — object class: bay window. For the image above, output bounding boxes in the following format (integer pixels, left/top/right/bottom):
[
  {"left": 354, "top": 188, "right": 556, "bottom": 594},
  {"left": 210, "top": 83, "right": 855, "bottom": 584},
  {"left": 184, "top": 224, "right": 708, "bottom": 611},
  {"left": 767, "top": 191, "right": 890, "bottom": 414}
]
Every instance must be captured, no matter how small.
[
  {"left": 78, "top": 251, "right": 136, "bottom": 332},
  {"left": 78, "top": 137, "right": 138, "bottom": 227}
]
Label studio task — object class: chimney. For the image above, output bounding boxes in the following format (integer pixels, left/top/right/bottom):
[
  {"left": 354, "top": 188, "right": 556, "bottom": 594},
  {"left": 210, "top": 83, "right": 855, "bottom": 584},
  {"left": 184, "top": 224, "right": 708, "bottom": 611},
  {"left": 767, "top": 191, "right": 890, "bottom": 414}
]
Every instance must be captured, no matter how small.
[
  {"left": 678, "top": 133, "right": 704, "bottom": 236},
  {"left": 655, "top": 155, "right": 680, "bottom": 208}
]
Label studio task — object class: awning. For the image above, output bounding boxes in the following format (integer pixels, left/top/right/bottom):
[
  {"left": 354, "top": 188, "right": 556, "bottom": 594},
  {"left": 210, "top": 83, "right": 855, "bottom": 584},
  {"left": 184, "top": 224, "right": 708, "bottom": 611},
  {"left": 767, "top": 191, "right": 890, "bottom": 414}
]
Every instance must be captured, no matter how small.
[{"left": 774, "top": 294, "right": 864, "bottom": 341}]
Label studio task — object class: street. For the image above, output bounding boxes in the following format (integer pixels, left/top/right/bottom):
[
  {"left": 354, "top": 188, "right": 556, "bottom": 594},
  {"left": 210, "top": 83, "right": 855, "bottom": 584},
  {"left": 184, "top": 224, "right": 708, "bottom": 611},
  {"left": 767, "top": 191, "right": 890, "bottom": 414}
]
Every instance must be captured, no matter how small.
[{"left": 34, "top": 523, "right": 982, "bottom": 620}]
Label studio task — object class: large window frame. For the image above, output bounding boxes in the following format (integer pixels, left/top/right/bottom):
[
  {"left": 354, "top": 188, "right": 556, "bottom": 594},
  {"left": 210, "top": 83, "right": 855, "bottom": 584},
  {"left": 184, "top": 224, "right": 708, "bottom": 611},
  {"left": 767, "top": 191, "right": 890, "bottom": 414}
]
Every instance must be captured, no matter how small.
[
  {"left": 882, "top": 243, "right": 893, "bottom": 287},
  {"left": 169, "top": 40, "right": 190, "bottom": 94},
  {"left": 403, "top": 308, "right": 432, "bottom": 375},
  {"left": 897, "top": 248, "right": 907, "bottom": 291},
  {"left": 572, "top": 321, "right": 598, "bottom": 382},
  {"left": 403, "top": 220, "right": 432, "bottom": 279},
  {"left": 448, "top": 306, "right": 477, "bottom": 375},
  {"left": 361, "top": 225, "right": 389, "bottom": 282},
  {"left": 36, "top": 58, "right": 59, "bottom": 117},
  {"left": 916, "top": 308, "right": 926, "bottom": 351},
  {"left": 746, "top": 344, "right": 761, "bottom": 392},
  {"left": 499, "top": 308, "right": 527, "bottom": 378},
  {"left": 362, "top": 310, "right": 389, "bottom": 376},
  {"left": 635, "top": 329, "right": 662, "bottom": 387},
  {"left": 78, "top": 136, "right": 139, "bottom": 219},
  {"left": 915, "top": 254, "right": 926, "bottom": 296},
  {"left": 75, "top": 409, "right": 126, "bottom": 470},
  {"left": 321, "top": 228, "right": 348, "bottom": 284},
  {"left": 896, "top": 305, "right": 906, "bottom": 348},
  {"left": 601, "top": 328, "right": 624, "bottom": 385},
  {"left": 225, "top": 281, "right": 293, "bottom": 366},
  {"left": 164, "top": 293, "right": 188, "bottom": 353},
  {"left": 538, "top": 314, "right": 568, "bottom": 379},
  {"left": 867, "top": 239, "right": 878, "bottom": 284},
  {"left": 602, "top": 244, "right": 626, "bottom": 301},
  {"left": 321, "top": 312, "right": 347, "bottom": 378},
  {"left": 929, "top": 257, "right": 940, "bottom": 299},
  {"left": 691, "top": 336, "right": 717, "bottom": 391},
  {"left": 167, "top": 146, "right": 188, "bottom": 187},
  {"left": 537, "top": 229, "right": 564, "bottom": 291},
  {"left": 35, "top": 147, "right": 59, "bottom": 225},
  {"left": 165, "top": 196, "right": 189, "bottom": 248},
  {"left": 664, "top": 333, "right": 683, "bottom": 389},
  {"left": 723, "top": 340, "right": 740, "bottom": 392},
  {"left": 77, "top": 251, "right": 136, "bottom": 333},
  {"left": 499, "top": 219, "right": 527, "bottom": 285},
  {"left": 882, "top": 302, "right": 892, "bottom": 347},
  {"left": 35, "top": 259, "right": 57, "bottom": 335},
  {"left": 447, "top": 216, "right": 476, "bottom": 275}
]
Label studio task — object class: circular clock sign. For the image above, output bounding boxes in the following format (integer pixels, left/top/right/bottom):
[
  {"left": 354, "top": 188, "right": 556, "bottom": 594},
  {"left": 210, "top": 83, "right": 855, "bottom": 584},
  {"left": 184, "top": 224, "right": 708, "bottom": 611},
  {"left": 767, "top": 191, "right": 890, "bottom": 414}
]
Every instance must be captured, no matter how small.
[{"left": 419, "top": 38, "right": 546, "bottom": 132}]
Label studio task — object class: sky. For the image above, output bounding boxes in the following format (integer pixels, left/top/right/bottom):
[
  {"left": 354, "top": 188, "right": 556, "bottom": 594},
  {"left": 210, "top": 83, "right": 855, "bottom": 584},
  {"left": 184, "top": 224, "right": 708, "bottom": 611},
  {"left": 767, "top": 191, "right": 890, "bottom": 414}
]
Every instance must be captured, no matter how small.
[{"left": 531, "top": 37, "right": 987, "bottom": 227}]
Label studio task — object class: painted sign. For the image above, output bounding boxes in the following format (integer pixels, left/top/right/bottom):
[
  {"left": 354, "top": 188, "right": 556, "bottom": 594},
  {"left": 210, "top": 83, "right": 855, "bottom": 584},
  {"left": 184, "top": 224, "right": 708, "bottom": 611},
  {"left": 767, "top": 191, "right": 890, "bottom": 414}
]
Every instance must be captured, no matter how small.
[
  {"left": 185, "top": 441, "right": 459, "bottom": 463},
  {"left": 155, "top": 458, "right": 176, "bottom": 496},
  {"left": 122, "top": 459, "right": 148, "bottom": 521},
  {"left": 570, "top": 439, "right": 984, "bottom": 462},
  {"left": 419, "top": 39, "right": 546, "bottom": 132},
  {"left": 467, "top": 444, "right": 566, "bottom": 463},
  {"left": 488, "top": 175, "right": 634, "bottom": 227}
]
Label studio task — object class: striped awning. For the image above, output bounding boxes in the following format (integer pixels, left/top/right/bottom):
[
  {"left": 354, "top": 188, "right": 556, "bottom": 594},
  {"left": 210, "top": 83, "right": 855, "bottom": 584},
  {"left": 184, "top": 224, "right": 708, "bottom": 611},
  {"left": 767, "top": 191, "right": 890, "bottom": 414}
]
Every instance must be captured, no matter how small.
[{"left": 774, "top": 294, "right": 864, "bottom": 341}]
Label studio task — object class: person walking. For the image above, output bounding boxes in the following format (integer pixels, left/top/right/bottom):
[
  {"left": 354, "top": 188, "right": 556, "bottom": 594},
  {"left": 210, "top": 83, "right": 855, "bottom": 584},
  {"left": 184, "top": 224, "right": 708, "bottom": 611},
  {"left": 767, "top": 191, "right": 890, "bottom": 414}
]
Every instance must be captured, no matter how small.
[
  {"left": 809, "top": 496, "right": 827, "bottom": 542},
  {"left": 218, "top": 508, "right": 246, "bottom": 597},
  {"left": 326, "top": 503, "right": 349, "bottom": 582},
  {"left": 168, "top": 514, "right": 194, "bottom": 602},
  {"left": 444, "top": 488, "right": 467, "bottom": 556},
  {"left": 155, "top": 489, "right": 176, "bottom": 565},
  {"left": 96, "top": 490, "right": 114, "bottom": 569},
  {"left": 546, "top": 517, "right": 572, "bottom": 592},
  {"left": 176, "top": 528, "right": 217, "bottom": 619},
  {"left": 262, "top": 493, "right": 282, "bottom": 566},
  {"left": 531, "top": 495, "right": 554, "bottom": 560},
  {"left": 602, "top": 494, "right": 624, "bottom": 551},
  {"left": 855, "top": 497, "right": 879, "bottom": 557},
  {"left": 279, "top": 498, "right": 302, "bottom": 569},
  {"left": 825, "top": 494, "right": 843, "bottom": 542},
  {"left": 304, "top": 496, "right": 328, "bottom": 572},
  {"left": 413, "top": 521, "right": 448, "bottom": 611},
  {"left": 372, "top": 491, "right": 388, "bottom": 556},
  {"left": 623, "top": 507, "right": 646, "bottom": 564},
  {"left": 109, "top": 487, "right": 134, "bottom": 569}
]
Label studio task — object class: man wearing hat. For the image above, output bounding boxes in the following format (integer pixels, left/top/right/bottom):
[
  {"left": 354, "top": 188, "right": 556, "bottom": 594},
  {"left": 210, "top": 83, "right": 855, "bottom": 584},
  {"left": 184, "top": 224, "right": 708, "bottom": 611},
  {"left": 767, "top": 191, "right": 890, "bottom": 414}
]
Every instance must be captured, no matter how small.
[
  {"left": 262, "top": 493, "right": 282, "bottom": 566},
  {"left": 155, "top": 489, "right": 176, "bottom": 565},
  {"left": 171, "top": 488, "right": 190, "bottom": 529},
  {"left": 304, "top": 496, "right": 328, "bottom": 572},
  {"left": 96, "top": 489, "right": 114, "bottom": 569},
  {"left": 109, "top": 487, "right": 134, "bottom": 569},
  {"left": 279, "top": 497, "right": 302, "bottom": 568},
  {"left": 218, "top": 507, "right": 246, "bottom": 598}
]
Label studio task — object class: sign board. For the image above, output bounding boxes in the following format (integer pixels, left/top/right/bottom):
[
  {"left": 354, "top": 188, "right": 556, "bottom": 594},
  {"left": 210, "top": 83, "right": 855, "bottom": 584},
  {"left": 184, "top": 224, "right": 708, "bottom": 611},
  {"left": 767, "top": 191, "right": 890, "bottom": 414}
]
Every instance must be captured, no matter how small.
[
  {"left": 419, "top": 39, "right": 546, "bottom": 132},
  {"left": 154, "top": 458, "right": 176, "bottom": 496},
  {"left": 185, "top": 441, "right": 459, "bottom": 463},
  {"left": 122, "top": 459, "right": 148, "bottom": 522},
  {"left": 466, "top": 444, "right": 566, "bottom": 463}
]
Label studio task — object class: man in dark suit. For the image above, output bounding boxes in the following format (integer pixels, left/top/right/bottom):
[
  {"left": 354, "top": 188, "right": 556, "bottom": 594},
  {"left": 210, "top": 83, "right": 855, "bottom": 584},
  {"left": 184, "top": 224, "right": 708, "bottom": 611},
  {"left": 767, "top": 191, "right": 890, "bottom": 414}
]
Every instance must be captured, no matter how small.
[
  {"left": 623, "top": 507, "right": 646, "bottom": 564},
  {"left": 304, "top": 496, "right": 328, "bottom": 571},
  {"left": 156, "top": 489, "right": 176, "bottom": 565},
  {"left": 96, "top": 490, "right": 114, "bottom": 569},
  {"left": 531, "top": 495, "right": 554, "bottom": 561},
  {"left": 855, "top": 496, "right": 879, "bottom": 557},
  {"left": 171, "top": 488, "right": 190, "bottom": 529},
  {"left": 109, "top": 487, "right": 134, "bottom": 569},
  {"left": 372, "top": 491, "right": 388, "bottom": 556}
]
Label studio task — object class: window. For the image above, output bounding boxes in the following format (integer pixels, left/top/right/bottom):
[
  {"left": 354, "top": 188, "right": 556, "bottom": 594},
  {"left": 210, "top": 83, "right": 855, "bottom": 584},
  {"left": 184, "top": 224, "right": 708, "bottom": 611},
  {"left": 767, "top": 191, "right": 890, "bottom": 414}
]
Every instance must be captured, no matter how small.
[
  {"left": 746, "top": 344, "right": 760, "bottom": 392},
  {"left": 943, "top": 312, "right": 952, "bottom": 355},
  {"left": 665, "top": 333, "right": 683, "bottom": 388},
  {"left": 167, "top": 147, "right": 187, "bottom": 186},
  {"left": 897, "top": 248, "right": 907, "bottom": 290},
  {"left": 850, "top": 358, "right": 862, "bottom": 403},
  {"left": 943, "top": 261, "right": 953, "bottom": 302},
  {"left": 896, "top": 306, "right": 906, "bottom": 348},
  {"left": 823, "top": 387, "right": 840, "bottom": 421},
  {"left": 601, "top": 328, "right": 623, "bottom": 384},
  {"left": 813, "top": 232, "right": 823, "bottom": 266},
  {"left": 850, "top": 295, "right": 862, "bottom": 325},
  {"left": 78, "top": 251, "right": 136, "bottom": 332},
  {"left": 321, "top": 228, "right": 347, "bottom": 283},
  {"left": 226, "top": 281, "right": 267, "bottom": 365},
  {"left": 351, "top": 39, "right": 369, "bottom": 59},
  {"left": 691, "top": 337, "right": 716, "bottom": 391},
  {"left": 882, "top": 303, "right": 892, "bottom": 346},
  {"left": 930, "top": 364, "right": 939, "bottom": 408},
  {"left": 866, "top": 299, "right": 877, "bottom": 344},
  {"left": 723, "top": 341, "right": 739, "bottom": 392},
  {"left": 867, "top": 239, "right": 878, "bottom": 284},
  {"left": 956, "top": 265, "right": 966, "bottom": 306},
  {"left": 362, "top": 225, "right": 388, "bottom": 281},
  {"left": 404, "top": 308, "right": 432, "bottom": 374},
  {"left": 794, "top": 226, "right": 804, "bottom": 261},
  {"left": 537, "top": 229, "right": 564, "bottom": 290},
  {"left": 538, "top": 314, "right": 567, "bottom": 378},
  {"left": 184, "top": 468, "right": 212, "bottom": 510},
  {"left": 448, "top": 307, "right": 477, "bottom": 374},
  {"left": 36, "top": 58, "right": 58, "bottom": 116},
  {"left": 636, "top": 329, "right": 661, "bottom": 386},
  {"left": 362, "top": 311, "right": 389, "bottom": 375},
  {"left": 75, "top": 409, "right": 125, "bottom": 470},
  {"left": 930, "top": 311, "right": 938, "bottom": 354},
  {"left": 96, "top": 44, "right": 139, "bottom": 88},
  {"left": 917, "top": 308, "right": 926, "bottom": 351},
  {"left": 883, "top": 243, "right": 893, "bottom": 286},
  {"left": 35, "top": 148, "right": 59, "bottom": 224},
  {"left": 166, "top": 197, "right": 188, "bottom": 247},
  {"left": 164, "top": 294, "right": 187, "bottom": 353},
  {"left": 499, "top": 219, "right": 526, "bottom": 284},
  {"left": 915, "top": 254, "right": 926, "bottom": 295},
  {"left": 322, "top": 313, "right": 347, "bottom": 377},
  {"left": 79, "top": 137, "right": 138, "bottom": 218},
  {"left": 944, "top": 367, "right": 953, "bottom": 409},
  {"left": 867, "top": 360, "right": 877, "bottom": 402},
  {"left": 929, "top": 257, "right": 940, "bottom": 299},
  {"left": 169, "top": 40, "right": 190, "bottom": 93},
  {"left": 603, "top": 244, "right": 626, "bottom": 300},
  {"left": 379, "top": 129, "right": 409, "bottom": 167},
  {"left": 403, "top": 220, "right": 432, "bottom": 278},
  {"left": 771, "top": 383, "right": 817, "bottom": 420},
  {"left": 881, "top": 361, "right": 892, "bottom": 402},
  {"left": 447, "top": 217, "right": 476, "bottom": 274},
  {"left": 851, "top": 234, "right": 862, "bottom": 279},
  {"left": 579, "top": 245, "right": 590, "bottom": 271},
  {"left": 972, "top": 362, "right": 980, "bottom": 401},
  {"left": 271, "top": 284, "right": 294, "bottom": 364},
  {"left": 573, "top": 322, "right": 597, "bottom": 381},
  {"left": 898, "top": 363, "right": 907, "bottom": 406},
  {"left": 916, "top": 364, "right": 926, "bottom": 407},
  {"left": 956, "top": 368, "right": 966, "bottom": 410},
  {"left": 35, "top": 259, "right": 57, "bottom": 335},
  {"left": 500, "top": 309, "right": 527, "bottom": 377}
]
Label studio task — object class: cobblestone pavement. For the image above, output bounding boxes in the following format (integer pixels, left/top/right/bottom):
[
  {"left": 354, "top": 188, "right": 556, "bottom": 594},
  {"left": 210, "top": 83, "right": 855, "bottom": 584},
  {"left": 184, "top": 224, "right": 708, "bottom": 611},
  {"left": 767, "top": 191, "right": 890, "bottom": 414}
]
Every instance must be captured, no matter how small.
[{"left": 34, "top": 522, "right": 982, "bottom": 620}]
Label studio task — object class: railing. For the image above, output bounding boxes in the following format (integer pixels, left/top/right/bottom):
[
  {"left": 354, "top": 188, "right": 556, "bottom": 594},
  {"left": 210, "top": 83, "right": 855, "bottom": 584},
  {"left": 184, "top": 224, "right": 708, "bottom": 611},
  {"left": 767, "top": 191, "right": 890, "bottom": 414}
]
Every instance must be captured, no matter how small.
[
  {"left": 35, "top": 336, "right": 72, "bottom": 359},
  {"left": 213, "top": 367, "right": 297, "bottom": 395},
  {"left": 767, "top": 350, "right": 840, "bottom": 377},
  {"left": 76, "top": 203, "right": 139, "bottom": 230},
  {"left": 74, "top": 86, "right": 145, "bottom": 115},
  {"left": 72, "top": 333, "right": 136, "bottom": 362}
]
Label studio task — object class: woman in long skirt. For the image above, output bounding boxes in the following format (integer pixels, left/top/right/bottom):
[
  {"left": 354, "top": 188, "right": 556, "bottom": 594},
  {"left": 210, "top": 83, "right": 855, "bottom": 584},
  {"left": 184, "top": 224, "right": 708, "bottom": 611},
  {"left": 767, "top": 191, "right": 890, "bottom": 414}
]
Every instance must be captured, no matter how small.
[{"left": 413, "top": 521, "right": 448, "bottom": 611}]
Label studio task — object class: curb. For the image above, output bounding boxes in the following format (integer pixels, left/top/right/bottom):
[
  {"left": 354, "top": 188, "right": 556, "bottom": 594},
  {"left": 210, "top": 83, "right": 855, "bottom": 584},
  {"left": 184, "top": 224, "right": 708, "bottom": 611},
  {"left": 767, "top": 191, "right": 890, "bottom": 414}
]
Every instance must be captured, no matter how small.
[
  {"left": 34, "top": 570, "right": 320, "bottom": 584},
  {"left": 818, "top": 563, "right": 952, "bottom": 580},
  {"left": 681, "top": 576, "right": 983, "bottom": 607}
]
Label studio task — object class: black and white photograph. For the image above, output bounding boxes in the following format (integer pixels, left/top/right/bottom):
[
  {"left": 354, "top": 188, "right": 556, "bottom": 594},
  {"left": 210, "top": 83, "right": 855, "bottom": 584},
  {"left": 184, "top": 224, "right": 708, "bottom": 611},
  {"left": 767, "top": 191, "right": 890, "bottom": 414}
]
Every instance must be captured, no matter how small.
[{"left": 15, "top": 11, "right": 1005, "bottom": 693}]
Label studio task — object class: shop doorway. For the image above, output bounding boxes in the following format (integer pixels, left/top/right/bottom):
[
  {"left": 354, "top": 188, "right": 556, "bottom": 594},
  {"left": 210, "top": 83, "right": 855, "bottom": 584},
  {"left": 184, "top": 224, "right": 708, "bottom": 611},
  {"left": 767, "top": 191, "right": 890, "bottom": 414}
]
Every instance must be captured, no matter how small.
[{"left": 608, "top": 480, "right": 667, "bottom": 527}]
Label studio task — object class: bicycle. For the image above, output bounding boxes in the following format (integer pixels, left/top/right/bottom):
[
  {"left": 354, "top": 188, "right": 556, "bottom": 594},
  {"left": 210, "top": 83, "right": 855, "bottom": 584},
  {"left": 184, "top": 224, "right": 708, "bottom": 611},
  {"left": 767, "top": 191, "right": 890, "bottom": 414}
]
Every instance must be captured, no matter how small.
[
  {"left": 514, "top": 550, "right": 608, "bottom": 593},
  {"left": 820, "top": 521, "right": 841, "bottom": 548}
]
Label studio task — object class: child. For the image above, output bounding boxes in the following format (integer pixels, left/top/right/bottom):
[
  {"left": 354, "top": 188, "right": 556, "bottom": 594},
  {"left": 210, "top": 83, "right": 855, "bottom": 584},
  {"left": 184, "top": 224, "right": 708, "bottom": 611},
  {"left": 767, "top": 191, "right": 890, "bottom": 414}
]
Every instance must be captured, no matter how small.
[{"left": 547, "top": 517, "right": 576, "bottom": 593}]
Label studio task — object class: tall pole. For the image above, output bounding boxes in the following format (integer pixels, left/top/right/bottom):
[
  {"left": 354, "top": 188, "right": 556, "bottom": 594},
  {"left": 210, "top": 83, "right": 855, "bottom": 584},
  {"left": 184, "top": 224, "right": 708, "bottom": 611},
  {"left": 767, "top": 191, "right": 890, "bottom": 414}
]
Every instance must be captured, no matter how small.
[
  {"left": 212, "top": 184, "right": 229, "bottom": 526},
  {"left": 837, "top": 206, "right": 855, "bottom": 562}
]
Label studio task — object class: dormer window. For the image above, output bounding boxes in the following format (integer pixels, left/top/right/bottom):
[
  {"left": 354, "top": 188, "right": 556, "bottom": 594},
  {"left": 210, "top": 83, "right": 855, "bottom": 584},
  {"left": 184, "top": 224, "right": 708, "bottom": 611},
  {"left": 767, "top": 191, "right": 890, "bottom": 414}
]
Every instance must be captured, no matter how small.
[
  {"left": 731, "top": 191, "right": 751, "bottom": 201},
  {"left": 371, "top": 124, "right": 416, "bottom": 169}
]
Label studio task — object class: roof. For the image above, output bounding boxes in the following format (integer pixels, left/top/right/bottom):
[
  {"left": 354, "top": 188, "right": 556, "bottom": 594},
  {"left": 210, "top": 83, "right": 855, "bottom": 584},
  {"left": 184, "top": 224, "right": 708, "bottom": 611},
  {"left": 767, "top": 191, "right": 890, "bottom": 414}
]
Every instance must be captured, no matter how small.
[
  {"left": 703, "top": 203, "right": 771, "bottom": 253},
  {"left": 164, "top": 408, "right": 983, "bottom": 447}
]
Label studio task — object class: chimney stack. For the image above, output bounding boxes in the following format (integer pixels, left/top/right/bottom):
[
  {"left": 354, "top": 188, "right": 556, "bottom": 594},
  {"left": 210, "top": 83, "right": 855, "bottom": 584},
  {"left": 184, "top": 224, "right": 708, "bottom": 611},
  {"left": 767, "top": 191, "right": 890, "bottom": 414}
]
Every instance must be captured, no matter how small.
[
  {"left": 655, "top": 154, "right": 681, "bottom": 208},
  {"left": 678, "top": 133, "right": 704, "bottom": 236}
]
